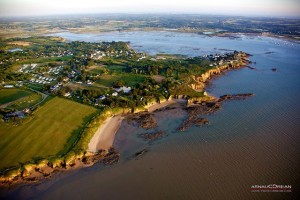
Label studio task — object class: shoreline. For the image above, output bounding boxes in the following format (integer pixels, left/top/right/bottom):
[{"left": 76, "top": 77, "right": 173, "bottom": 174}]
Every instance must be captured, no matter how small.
[
  {"left": 88, "top": 115, "right": 124, "bottom": 152},
  {"left": 47, "top": 29, "right": 300, "bottom": 43},
  {"left": 87, "top": 98, "right": 178, "bottom": 153},
  {"left": 0, "top": 52, "right": 250, "bottom": 188},
  {"left": 146, "top": 99, "right": 177, "bottom": 112},
  {"left": 0, "top": 99, "right": 183, "bottom": 189}
]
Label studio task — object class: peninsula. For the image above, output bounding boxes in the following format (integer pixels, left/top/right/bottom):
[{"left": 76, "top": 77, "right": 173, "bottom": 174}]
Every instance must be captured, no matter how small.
[{"left": 0, "top": 36, "right": 251, "bottom": 187}]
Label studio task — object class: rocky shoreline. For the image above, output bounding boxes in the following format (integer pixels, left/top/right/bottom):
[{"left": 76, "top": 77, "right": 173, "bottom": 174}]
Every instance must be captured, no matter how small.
[
  {"left": 0, "top": 51, "right": 252, "bottom": 188},
  {"left": 126, "top": 112, "right": 158, "bottom": 129},
  {"left": 0, "top": 148, "right": 120, "bottom": 188},
  {"left": 189, "top": 52, "right": 251, "bottom": 93},
  {"left": 178, "top": 93, "right": 254, "bottom": 131}
]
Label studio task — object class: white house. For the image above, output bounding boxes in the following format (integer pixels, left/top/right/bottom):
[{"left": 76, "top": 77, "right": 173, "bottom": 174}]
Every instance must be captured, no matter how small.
[
  {"left": 4, "top": 85, "right": 14, "bottom": 88},
  {"left": 115, "top": 86, "right": 131, "bottom": 93}
]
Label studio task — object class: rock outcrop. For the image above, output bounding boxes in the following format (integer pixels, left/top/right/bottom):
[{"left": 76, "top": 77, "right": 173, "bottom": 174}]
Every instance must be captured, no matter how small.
[
  {"left": 139, "top": 131, "right": 166, "bottom": 141},
  {"left": 178, "top": 93, "right": 254, "bottom": 131},
  {"left": 127, "top": 112, "right": 157, "bottom": 129},
  {"left": 218, "top": 93, "right": 254, "bottom": 102},
  {"left": 178, "top": 102, "right": 220, "bottom": 131},
  {"left": 0, "top": 149, "right": 118, "bottom": 187}
]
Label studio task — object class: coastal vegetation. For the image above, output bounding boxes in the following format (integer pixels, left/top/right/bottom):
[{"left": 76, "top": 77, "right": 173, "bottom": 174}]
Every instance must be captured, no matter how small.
[{"left": 0, "top": 35, "right": 250, "bottom": 185}]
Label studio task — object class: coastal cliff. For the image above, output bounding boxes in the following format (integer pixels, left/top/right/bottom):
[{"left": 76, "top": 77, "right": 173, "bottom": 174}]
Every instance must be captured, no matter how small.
[
  {"left": 0, "top": 52, "right": 251, "bottom": 187},
  {"left": 190, "top": 52, "right": 250, "bottom": 90}
]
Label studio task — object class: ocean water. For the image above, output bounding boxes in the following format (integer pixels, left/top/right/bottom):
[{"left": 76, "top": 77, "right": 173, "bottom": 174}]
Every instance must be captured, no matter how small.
[{"left": 2, "top": 32, "right": 299, "bottom": 200}]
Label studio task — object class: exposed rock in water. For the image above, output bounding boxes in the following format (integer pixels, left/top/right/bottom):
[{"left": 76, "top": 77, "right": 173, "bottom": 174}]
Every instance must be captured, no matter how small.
[
  {"left": 177, "top": 103, "right": 218, "bottom": 131},
  {"left": 153, "top": 106, "right": 177, "bottom": 113},
  {"left": 101, "top": 148, "right": 120, "bottom": 166},
  {"left": 195, "top": 118, "right": 210, "bottom": 127},
  {"left": 218, "top": 93, "right": 254, "bottom": 102},
  {"left": 134, "top": 149, "right": 148, "bottom": 160},
  {"left": 265, "top": 51, "right": 274, "bottom": 54},
  {"left": 139, "top": 131, "right": 166, "bottom": 141},
  {"left": 82, "top": 150, "right": 105, "bottom": 165},
  {"left": 271, "top": 68, "right": 277, "bottom": 72},
  {"left": 178, "top": 93, "right": 254, "bottom": 131},
  {"left": 247, "top": 66, "right": 256, "bottom": 70},
  {"left": 127, "top": 112, "right": 157, "bottom": 129}
]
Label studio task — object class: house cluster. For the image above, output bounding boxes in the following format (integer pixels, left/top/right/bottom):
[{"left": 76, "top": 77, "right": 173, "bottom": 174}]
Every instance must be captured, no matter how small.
[
  {"left": 50, "top": 82, "right": 63, "bottom": 91},
  {"left": 137, "top": 55, "right": 146, "bottom": 61},
  {"left": 111, "top": 86, "right": 132, "bottom": 97},
  {"left": 16, "top": 63, "right": 60, "bottom": 86},
  {"left": 89, "top": 86, "right": 131, "bottom": 106},
  {"left": 150, "top": 56, "right": 166, "bottom": 61},
  {"left": 3, "top": 108, "right": 32, "bottom": 121},
  {"left": 18, "top": 64, "right": 37, "bottom": 73},
  {"left": 1, "top": 52, "right": 25, "bottom": 65},
  {"left": 35, "top": 49, "right": 73, "bottom": 58},
  {"left": 90, "top": 50, "right": 106, "bottom": 60},
  {"left": 2, "top": 81, "right": 23, "bottom": 88},
  {"left": 25, "top": 65, "right": 64, "bottom": 85},
  {"left": 67, "top": 70, "right": 77, "bottom": 79},
  {"left": 204, "top": 53, "right": 238, "bottom": 67},
  {"left": 114, "top": 86, "right": 132, "bottom": 93},
  {"left": 30, "top": 74, "right": 56, "bottom": 84},
  {"left": 90, "top": 49, "right": 136, "bottom": 60},
  {"left": 48, "top": 66, "right": 64, "bottom": 75},
  {"left": 53, "top": 48, "right": 73, "bottom": 57}
]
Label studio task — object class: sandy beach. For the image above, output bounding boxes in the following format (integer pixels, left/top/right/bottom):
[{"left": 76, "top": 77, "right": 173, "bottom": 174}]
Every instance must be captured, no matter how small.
[
  {"left": 88, "top": 115, "right": 124, "bottom": 152},
  {"left": 147, "top": 99, "right": 177, "bottom": 112},
  {"left": 88, "top": 99, "right": 180, "bottom": 153}
]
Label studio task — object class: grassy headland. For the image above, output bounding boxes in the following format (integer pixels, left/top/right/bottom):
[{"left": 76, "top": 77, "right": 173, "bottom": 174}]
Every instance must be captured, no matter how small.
[
  {"left": 0, "top": 36, "right": 250, "bottom": 185},
  {"left": 0, "top": 97, "right": 97, "bottom": 169}
]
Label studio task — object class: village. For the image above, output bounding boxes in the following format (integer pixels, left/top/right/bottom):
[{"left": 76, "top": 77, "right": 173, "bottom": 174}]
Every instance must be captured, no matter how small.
[
  {"left": 0, "top": 38, "right": 150, "bottom": 120},
  {"left": 0, "top": 36, "right": 248, "bottom": 123}
]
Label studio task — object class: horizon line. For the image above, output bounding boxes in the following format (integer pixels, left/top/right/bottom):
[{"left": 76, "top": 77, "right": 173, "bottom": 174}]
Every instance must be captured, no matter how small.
[{"left": 1, "top": 12, "right": 300, "bottom": 19}]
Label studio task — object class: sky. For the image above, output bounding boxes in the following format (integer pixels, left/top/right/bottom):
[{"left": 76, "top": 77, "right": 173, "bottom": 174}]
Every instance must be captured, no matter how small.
[{"left": 0, "top": 0, "right": 300, "bottom": 17}]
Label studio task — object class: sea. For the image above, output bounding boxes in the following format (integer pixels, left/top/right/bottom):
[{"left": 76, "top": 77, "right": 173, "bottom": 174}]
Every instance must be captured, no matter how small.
[{"left": 2, "top": 31, "right": 300, "bottom": 200}]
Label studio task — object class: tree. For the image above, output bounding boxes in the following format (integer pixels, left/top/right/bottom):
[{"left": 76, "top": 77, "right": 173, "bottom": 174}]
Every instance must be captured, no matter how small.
[
  {"left": 166, "top": 68, "right": 173, "bottom": 77},
  {"left": 112, "top": 80, "right": 125, "bottom": 88},
  {"left": 43, "top": 84, "right": 51, "bottom": 91},
  {"left": 153, "top": 66, "right": 159, "bottom": 75},
  {"left": 58, "top": 87, "right": 67, "bottom": 96}
]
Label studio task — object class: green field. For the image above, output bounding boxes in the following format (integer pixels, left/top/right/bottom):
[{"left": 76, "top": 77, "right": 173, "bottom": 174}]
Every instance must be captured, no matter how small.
[
  {"left": 0, "top": 97, "right": 97, "bottom": 169},
  {"left": 96, "top": 73, "right": 148, "bottom": 87},
  {"left": 8, "top": 93, "right": 43, "bottom": 110},
  {"left": 0, "top": 89, "right": 32, "bottom": 105},
  {"left": 24, "top": 83, "right": 44, "bottom": 91},
  {"left": 106, "top": 65, "right": 128, "bottom": 73}
]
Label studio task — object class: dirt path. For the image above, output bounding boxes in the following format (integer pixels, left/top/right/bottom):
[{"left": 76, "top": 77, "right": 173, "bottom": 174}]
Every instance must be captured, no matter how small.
[{"left": 0, "top": 97, "right": 27, "bottom": 108}]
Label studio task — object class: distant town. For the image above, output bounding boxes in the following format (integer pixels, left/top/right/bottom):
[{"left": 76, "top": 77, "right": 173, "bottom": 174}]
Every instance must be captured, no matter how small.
[{"left": 1, "top": 14, "right": 299, "bottom": 41}]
